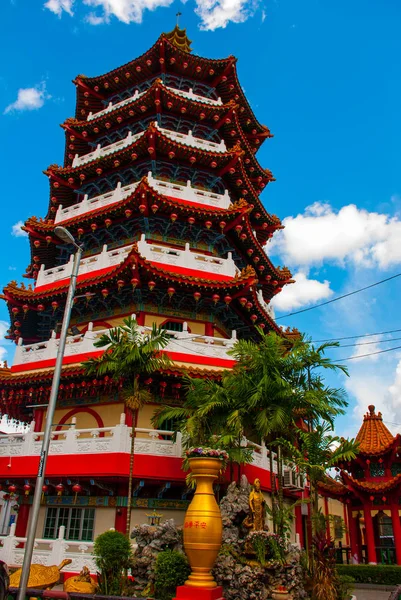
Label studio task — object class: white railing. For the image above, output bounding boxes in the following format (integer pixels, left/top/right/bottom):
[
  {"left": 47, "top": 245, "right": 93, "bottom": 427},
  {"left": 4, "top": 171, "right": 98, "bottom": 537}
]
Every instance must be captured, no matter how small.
[
  {"left": 12, "top": 321, "right": 238, "bottom": 369},
  {"left": 257, "top": 290, "right": 275, "bottom": 319},
  {"left": 55, "top": 173, "right": 231, "bottom": 223},
  {"left": 72, "top": 130, "right": 144, "bottom": 167},
  {"left": 73, "top": 123, "right": 225, "bottom": 169},
  {"left": 0, "top": 523, "right": 96, "bottom": 572},
  {"left": 35, "top": 244, "right": 133, "bottom": 288},
  {"left": 87, "top": 86, "right": 221, "bottom": 121},
  {"left": 0, "top": 414, "right": 182, "bottom": 459},
  {"left": 87, "top": 89, "right": 146, "bottom": 120},
  {"left": 55, "top": 181, "right": 140, "bottom": 223},
  {"left": 138, "top": 234, "right": 238, "bottom": 278},
  {"left": 147, "top": 172, "right": 231, "bottom": 209},
  {"left": 155, "top": 122, "right": 226, "bottom": 153}
]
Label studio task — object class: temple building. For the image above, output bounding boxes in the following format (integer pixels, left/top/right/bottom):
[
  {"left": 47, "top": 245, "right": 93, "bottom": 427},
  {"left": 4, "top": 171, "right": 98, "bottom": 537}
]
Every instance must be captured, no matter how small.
[
  {"left": 0, "top": 28, "right": 299, "bottom": 568},
  {"left": 319, "top": 405, "right": 401, "bottom": 566}
]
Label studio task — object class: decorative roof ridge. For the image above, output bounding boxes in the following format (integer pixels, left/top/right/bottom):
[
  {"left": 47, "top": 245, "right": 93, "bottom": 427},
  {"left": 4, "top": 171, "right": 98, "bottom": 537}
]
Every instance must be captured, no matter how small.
[
  {"left": 162, "top": 26, "right": 192, "bottom": 53},
  {"left": 317, "top": 475, "right": 348, "bottom": 496},
  {"left": 342, "top": 470, "right": 401, "bottom": 493},
  {"left": 355, "top": 404, "right": 395, "bottom": 456}
]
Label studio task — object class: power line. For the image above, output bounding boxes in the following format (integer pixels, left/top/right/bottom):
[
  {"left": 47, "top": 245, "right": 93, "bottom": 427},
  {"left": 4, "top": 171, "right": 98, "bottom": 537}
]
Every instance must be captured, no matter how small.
[
  {"left": 332, "top": 336, "right": 401, "bottom": 349},
  {"left": 312, "top": 328, "right": 401, "bottom": 343},
  {"left": 336, "top": 344, "right": 401, "bottom": 362},
  {"left": 276, "top": 272, "right": 401, "bottom": 320}
]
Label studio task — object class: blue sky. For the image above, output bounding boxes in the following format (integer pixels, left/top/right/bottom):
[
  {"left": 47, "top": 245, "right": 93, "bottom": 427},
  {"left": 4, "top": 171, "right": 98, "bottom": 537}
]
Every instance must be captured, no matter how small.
[{"left": 1, "top": 0, "right": 401, "bottom": 436}]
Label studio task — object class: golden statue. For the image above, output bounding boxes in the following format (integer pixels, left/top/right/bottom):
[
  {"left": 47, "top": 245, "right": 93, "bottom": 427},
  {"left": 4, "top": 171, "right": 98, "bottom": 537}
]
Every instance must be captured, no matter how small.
[
  {"left": 244, "top": 478, "right": 266, "bottom": 531},
  {"left": 64, "top": 566, "right": 98, "bottom": 594},
  {"left": 10, "top": 559, "right": 72, "bottom": 589}
]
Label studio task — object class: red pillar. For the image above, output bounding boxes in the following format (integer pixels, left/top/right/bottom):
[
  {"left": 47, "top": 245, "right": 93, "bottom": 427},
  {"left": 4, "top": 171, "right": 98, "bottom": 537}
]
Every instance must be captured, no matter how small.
[
  {"left": 347, "top": 503, "right": 359, "bottom": 563},
  {"left": 124, "top": 405, "right": 133, "bottom": 427},
  {"left": 343, "top": 502, "right": 350, "bottom": 546},
  {"left": 390, "top": 504, "right": 401, "bottom": 566},
  {"left": 15, "top": 503, "right": 31, "bottom": 537},
  {"left": 114, "top": 485, "right": 128, "bottom": 533},
  {"left": 295, "top": 504, "right": 304, "bottom": 548},
  {"left": 33, "top": 408, "right": 44, "bottom": 432},
  {"left": 205, "top": 322, "right": 214, "bottom": 336},
  {"left": 136, "top": 312, "right": 145, "bottom": 326},
  {"left": 363, "top": 505, "right": 377, "bottom": 564}
]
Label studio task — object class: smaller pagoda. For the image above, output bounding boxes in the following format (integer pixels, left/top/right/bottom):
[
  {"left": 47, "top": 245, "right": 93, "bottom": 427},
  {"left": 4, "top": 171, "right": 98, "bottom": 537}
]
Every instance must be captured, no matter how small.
[{"left": 319, "top": 405, "right": 401, "bottom": 565}]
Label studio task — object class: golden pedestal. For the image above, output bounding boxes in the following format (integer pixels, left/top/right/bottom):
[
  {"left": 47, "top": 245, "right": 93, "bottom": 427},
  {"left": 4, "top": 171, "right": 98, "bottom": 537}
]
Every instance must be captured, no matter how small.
[{"left": 183, "top": 457, "right": 223, "bottom": 588}]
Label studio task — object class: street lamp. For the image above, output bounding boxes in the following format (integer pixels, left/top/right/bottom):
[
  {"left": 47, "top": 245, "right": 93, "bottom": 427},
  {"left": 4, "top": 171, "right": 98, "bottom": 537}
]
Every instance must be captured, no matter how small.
[{"left": 17, "top": 227, "right": 83, "bottom": 600}]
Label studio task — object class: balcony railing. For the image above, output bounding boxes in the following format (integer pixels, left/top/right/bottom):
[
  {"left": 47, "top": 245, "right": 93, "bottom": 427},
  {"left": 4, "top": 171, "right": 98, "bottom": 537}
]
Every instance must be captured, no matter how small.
[
  {"left": 55, "top": 173, "right": 231, "bottom": 223},
  {"left": 35, "top": 236, "right": 236, "bottom": 290},
  {"left": 72, "top": 123, "right": 226, "bottom": 168},
  {"left": 86, "top": 86, "right": 221, "bottom": 121},
  {"left": 12, "top": 322, "right": 238, "bottom": 370},
  {"left": 137, "top": 234, "right": 238, "bottom": 277}
]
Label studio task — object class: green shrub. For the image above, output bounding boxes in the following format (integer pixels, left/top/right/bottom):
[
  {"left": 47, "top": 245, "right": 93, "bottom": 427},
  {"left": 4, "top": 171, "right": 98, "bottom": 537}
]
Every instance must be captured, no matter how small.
[
  {"left": 154, "top": 550, "right": 191, "bottom": 600},
  {"left": 93, "top": 529, "right": 132, "bottom": 596},
  {"left": 336, "top": 564, "right": 401, "bottom": 586},
  {"left": 336, "top": 575, "right": 355, "bottom": 600}
]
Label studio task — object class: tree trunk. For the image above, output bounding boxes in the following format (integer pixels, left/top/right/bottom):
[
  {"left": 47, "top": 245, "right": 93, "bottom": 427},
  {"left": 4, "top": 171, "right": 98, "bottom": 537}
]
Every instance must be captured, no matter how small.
[{"left": 125, "top": 410, "right": 137, "bottom": 537}]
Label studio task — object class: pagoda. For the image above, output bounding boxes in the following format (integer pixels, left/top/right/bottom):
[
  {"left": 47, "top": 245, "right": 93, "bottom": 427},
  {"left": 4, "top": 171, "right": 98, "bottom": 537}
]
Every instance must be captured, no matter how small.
[
  {"left": 319, "top": 405, "right": 401, "bottom": 565},
  {"left": 0, "top": 28, "right": 295, "bottom": 553}
]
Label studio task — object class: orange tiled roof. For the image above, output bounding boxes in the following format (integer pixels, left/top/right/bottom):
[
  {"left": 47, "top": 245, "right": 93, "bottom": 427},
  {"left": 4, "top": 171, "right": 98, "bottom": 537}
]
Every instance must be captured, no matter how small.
[
  {"left": 342, "top": 471, "right": 401, "bottom": 494},
  {"left": 318, "top": 476, "right": 348, "bottom": 497},
  {"left": 355, "top": 405, "right": 395, "bottom": 456}
]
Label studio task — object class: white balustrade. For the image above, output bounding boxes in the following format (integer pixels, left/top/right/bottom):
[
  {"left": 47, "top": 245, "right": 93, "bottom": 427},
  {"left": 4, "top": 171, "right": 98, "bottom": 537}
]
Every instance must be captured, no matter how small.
[
  {"left": 12, "top": 320, "right": 238, "bottom": 370},
  {"left": 147, "top": 172, "right": 231, "bottom": 209},
  {"left": 0, "top": 523, "right": 96, "bottom": 572},
  {"left": 55, "top": 181, "right": 140, "bottom": 223},
  {"left": 72, "top": 130, "right": 144, "bottom": 167},
  {"left": 72, "top": 123, "right": 225, "bottom": 169},
  {"left": 36, "top": 244, "right": 133, "bottom": 288},
  {"left": 56, "top": 173, "right": 230, "bottom": 222},
  {"left": 137, "top": 234, "right": 238, "bottom": 277},
  {"left": 155, "top": 122, "right": 226, "bottom": 152},
  {"left": 86, "top": 86, "right": 221, "bottom": 121}
]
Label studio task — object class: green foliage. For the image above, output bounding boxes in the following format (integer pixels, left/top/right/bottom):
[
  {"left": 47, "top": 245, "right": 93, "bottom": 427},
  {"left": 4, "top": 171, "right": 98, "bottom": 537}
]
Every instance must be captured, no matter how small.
[
  {"left": 154, "top": 550, "right": 191, "bottom": 600},
  {"left": 93, "top": 530, "right": 132, "bottom": 596},
  {"left": 337, "top": 564, "right": 401, "bottom": 585},
  {"left": 336, "top": 575, "right": 355, "bottom": 600}
]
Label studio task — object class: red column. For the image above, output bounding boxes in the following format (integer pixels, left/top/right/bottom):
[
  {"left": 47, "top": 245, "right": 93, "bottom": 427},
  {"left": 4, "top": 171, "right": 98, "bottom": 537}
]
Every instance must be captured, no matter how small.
[
  {"left": 390, "top": 504, "right": 401, "bottom": 566},
  {"left": 295, "top": 504, "right": 304, "bottom": 548},
  {"left": 205, "top": 322, "right": 214, "bottom": 336},
  {"left": 363, "top": 505, "right": 377, "bottom": 564},
  {"left": 33, "top": 409, "right": 44, "bottom": 432},
  {"left": 124, "top": 405, "right": 133, "bottom": 427},
  {"left": 136, "top": 312, "right": 145, "bottom": 326},
  {"left": 15, "top": 503, "right": 31, "bottom": 537},
  {"left": 347, "top": 503, "right": 359, "bottom": 563},
  {"left": 114, "top": 485, "right": 128, "bottom": 533},
  {"left": 343, "top": 502, "right": 350, "bottom": 546}
]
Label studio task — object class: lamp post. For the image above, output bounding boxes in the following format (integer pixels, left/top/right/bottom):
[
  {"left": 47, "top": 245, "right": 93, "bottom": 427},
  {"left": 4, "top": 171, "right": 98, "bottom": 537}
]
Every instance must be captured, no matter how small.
[{"left": 17, "top": 227, "right": 83, "bottom": 600}]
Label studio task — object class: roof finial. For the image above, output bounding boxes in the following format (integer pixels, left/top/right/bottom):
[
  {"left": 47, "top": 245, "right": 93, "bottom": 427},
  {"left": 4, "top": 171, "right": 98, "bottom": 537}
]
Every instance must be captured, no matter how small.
[
  {"left": 368, "top": 405, "right": 375, "bottom": 416},
  {"left": 176, "top": 11, "right": 182, "bottom": 27}
]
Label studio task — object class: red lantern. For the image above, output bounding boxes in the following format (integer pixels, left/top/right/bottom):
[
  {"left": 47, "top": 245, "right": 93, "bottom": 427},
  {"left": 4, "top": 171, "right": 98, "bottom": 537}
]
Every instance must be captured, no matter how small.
[
  {"left": 79, "top": 173, "right": 86, "bottom": 181},
  {"left": 22, "top": 304, "right": 29, "bottom": 316},
  {"left": 77, "top": 228, "right": 84, "bottom": 238},
  {"left": 210, "top": 161, "right": 217, "bottom": 168},
  {"left": 72, "top": 483, "right": 82, "bottom": 504},
  {"left": 246, "top": 302, "right": 253, "bottom": 310},
  {"left": 168, "top": 151, "right": 175, "bottom": 159},
  {"left": 167, "top": 287, "right": 175, "bottom": 299},
  {"left": 14, "top": 321, "right": 21, "bottom": 328},
  {"left": 56, "top": 483, "right": 64, "bottom": 497},
  {"left": 250, "top": 314, "right": 258, "bottom": 323},
  {"left": 205, "top": 221, "right": 212, "bottom": 229},
  {"left": 219, "top": 221, "right": 226, "bottom": 230},
  {"left": 131, "top": 278, "right": 139, "bottom": 290},
  {"left": 235, "top": 225, "right": 243, "bottom": 234},
  {"left": 125, "top": 209, "right": 133, "bottom": 218},
  {"left": 8, "top": 485, "right": 17, "bottom": 495},
  {"left": 34, "top": 239, "right": 41, "bottom": 248},
  {"left": 131, "top": 153, "right": 138, "bottom": 161},
  {"left": 117, "top": 279, "right": 125, "bottom": 292},
  {"left": 240, "top": 233, "right": 247, "bottom": 241},
  {"left": 139, "top": 204, "right": 146, "bottom": 213},
  {"left": 253, "top": 256, "right": 260, "bottom": 263},
  {"left": 85, "top": 292, "right": 92, "bottom": 303},
  {"left": 193, "top": 291, "right": 201, "bottom": 302},
  {"left": 239, "top": 297, "right": 247, "bottom": 307},
  {"left": 96, "top": 167, "right": 102, "bottom": 175},
  {"left": 148, "top": 281, "right": 156, "bottom": 291},
  {"left": 224, "top": 295, "right": 232, "bottom": 306},
  {"left": 51, "top": 301, "right": 59, "bottom": 313},
  {"left": 188, "top": 217, "right": 195, "bottom": 227},
  {"left": 382, "top": 496, "right": 387, "bottom": 503},
  {"left": 101, "top": 288, "right": 109, "bottom": 299},
  {"left": 41, "top": 484, "right": 48, "bottom": 501},
  {"left": 212, "top": 294, "right": 220, "bottom": 305},
  {"left": 11, "top": 307, "right": 19, "bottom": 315},
  {"left": 45, "top": 236, "right": 52, "bottom": 245},
  {"left": 90, "top": 223, "right": 97, "bottom": 233},
  {"left": 259, "top": 323, "right": 266, "bottom": 329},
  {"left": 189, "top": 156, "right": 196, "bottom": 164},
  {"left": 369, "top": 495, "right": 374, "bottom": 502},
  {"left": 23, "top": 484, "right": 31, "bottom": 497},
  {"left": 200, "top": 112, "right": 206, "bottom": 120},
  {"left": 104, "top": 218, "right": 112, "bottom": 228},
  {"left": 151, "top": 204, "right": 159, "bottom": 214},
  {"left": 170, "top": 213, "right": 178, "bottom": 223},
  {"left": 247, "top": 249, "right": 254, "bottom": 256}
]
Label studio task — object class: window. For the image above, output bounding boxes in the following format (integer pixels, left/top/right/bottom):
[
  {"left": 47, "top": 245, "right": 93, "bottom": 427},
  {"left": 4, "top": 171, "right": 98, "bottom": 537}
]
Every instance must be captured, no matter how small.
[
  {"left": 333, "top": 516, "right": 343, "bottom": 540},
  {"left": 370, "top": 462, "right": 385, "bottom": 477},
  {"left": 43, "top": 507, "right": 95, "bottom": 541},
  {"left": 391, "top": 463, "right": 401, "bottom": 477},
  {"left": 161, "top": 321, "right": 184, "bottom": 332}
]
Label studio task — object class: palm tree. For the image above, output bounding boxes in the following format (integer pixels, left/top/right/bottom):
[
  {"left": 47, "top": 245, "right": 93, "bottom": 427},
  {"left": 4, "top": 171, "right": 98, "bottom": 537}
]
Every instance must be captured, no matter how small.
[
  {"left": 83, "top": 316, "right": 171, "bottom": 536},
  {"left": 153, "top": 375, "right": 253, "bottom": 481}
]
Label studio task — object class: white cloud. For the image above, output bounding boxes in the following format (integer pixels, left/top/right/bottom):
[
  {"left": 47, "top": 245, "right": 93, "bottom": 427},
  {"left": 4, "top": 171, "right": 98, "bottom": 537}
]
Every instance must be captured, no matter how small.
[
  {"left": 0, "top": 321, "right": 9, "bottom": 368},
  {"left": 44, "top": 0, "right": 74, "bottom": 15},
  {"left": 44, "top": 0, "right": 257, "bottom": 29},
  {"left": 270, "top": 202, "right": 401, "bottom": 270},
  {"left": 271, "top": 271, "right": 333, "bottom": 311},
  {"left": 11, "top": 221, "right": 28, "bottom": 238},
  {"left": 349, "top": 340, "right": 380, "bottom": 362},
  {"left": 4, "top": 82, "right": 51, "bottom": 114}
]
